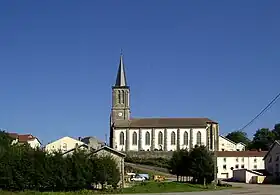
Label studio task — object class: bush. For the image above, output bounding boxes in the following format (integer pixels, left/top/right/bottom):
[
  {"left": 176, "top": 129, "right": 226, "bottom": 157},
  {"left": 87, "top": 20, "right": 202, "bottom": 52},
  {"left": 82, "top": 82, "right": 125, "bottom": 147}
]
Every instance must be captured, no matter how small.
[{"left": 0, "top": 131, "right": 120, "bottom": 191}]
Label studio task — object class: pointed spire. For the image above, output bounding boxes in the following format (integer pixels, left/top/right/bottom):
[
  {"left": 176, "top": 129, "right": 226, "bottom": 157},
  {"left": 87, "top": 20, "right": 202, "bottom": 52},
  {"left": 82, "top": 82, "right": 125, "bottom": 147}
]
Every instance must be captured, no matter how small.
[{"left": 115, "top": 51, "right": 128, "bottom": 87}]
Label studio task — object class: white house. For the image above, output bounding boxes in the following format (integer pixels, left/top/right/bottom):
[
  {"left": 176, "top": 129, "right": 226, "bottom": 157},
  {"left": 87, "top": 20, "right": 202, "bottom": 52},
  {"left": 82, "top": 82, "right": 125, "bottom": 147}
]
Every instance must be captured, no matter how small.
[
  {"left": 219, "top": 135, "right": 246, "bottom": 151},
  {"left": 45, "top": 136, "right": 86, "bottom": 153},
  {"left": 8, "top": 133, "right": 41, "bottom": 149},
  {"left": 263, "top": 140, "right": 280, "bottom": 180},
  {"left": 217, "top": 150, "right": 267, "bottom": 179}
]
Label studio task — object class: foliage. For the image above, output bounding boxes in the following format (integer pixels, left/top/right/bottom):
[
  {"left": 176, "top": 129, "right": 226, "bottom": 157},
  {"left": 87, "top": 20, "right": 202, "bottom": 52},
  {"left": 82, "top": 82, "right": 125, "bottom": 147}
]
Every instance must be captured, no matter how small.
[
  {"left": 249, "top": 128, "right": 276, "bottom": 151},
  {"left": 225, "top": 130, "right": 251, "bottom": 146},
  {"left": 0, "top": 131, "right": 120, "bottom": 191},
  {"left": 169, "top": 146, "right": 214, "bottom": 184}
]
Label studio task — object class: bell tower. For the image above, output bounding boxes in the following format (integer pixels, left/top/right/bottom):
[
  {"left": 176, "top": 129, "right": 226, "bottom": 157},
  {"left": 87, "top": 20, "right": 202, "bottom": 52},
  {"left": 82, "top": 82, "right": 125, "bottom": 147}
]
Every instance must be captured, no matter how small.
[{"left": 111, "top": 53, "right": 130, "bottom": 123}]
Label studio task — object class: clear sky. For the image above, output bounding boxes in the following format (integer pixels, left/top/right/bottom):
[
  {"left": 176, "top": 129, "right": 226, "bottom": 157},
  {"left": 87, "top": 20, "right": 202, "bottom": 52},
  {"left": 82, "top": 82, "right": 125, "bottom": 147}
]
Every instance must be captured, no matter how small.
[{"left": 0, "top": 0, "right": 279, "bottom": 144}]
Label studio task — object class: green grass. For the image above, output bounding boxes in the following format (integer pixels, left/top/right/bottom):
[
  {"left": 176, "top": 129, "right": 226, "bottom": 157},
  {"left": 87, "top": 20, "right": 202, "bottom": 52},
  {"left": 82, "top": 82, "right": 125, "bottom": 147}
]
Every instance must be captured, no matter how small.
[
  {"left": 0, "top": 182, "right": 233, "bottom": 195},
  {"left": 121, "top": 181, "right": 230, "bottom": 194}
]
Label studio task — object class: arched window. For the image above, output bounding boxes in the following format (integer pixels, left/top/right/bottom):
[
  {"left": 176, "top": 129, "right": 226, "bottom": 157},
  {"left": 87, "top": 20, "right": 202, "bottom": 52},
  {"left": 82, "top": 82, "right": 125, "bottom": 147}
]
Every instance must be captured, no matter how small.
[
  {"left": 183, "top": 131, "right": 188, "bottom": 145},
  {"left": 145, "top": 132, "right": 151, "bottom": 145},
  {"left": 158, "top": 131, "right": 163, "bottom": 145},
  {"left": 132, "top": 132, "right": 137, "bottom": 145},
  {"left": 118, "top": 91, "right": 122, "bottom": 104},
  {"left": 171, "top": 131, "right": 176, "bottom": 145},
  {"left": 197, "top": 131, "right": 202, "bottom": 146},
  {"left": 119, "top": 132, "right": 124, "bottom": 145},
  {"left": 122, "top": 90, "right": 125, "bottom": 104}
]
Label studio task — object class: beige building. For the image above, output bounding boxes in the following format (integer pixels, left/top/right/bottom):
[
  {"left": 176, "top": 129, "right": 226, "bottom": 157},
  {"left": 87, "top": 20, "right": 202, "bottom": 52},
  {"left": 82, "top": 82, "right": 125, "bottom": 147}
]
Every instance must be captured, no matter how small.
[
  {"left": 110, "top": 54, "right": 219, "bottom": 152},
  {"left": 8, "top": 133, "right": 41, "bottom": 149},
  {"left": 217, "top": 151, "right": 266, "bottom": 179},
  {"left": 92, "top": 146, "right": 126, "bottom": 188},
  {"left": 45, "top": 136, "right": 85, "bottom": 153},
  {"left": 264, "top": 140, "right": 280, "bottom": 180},
  {"left": 219, "top": 135, "right": 246, "bottom": 151}
]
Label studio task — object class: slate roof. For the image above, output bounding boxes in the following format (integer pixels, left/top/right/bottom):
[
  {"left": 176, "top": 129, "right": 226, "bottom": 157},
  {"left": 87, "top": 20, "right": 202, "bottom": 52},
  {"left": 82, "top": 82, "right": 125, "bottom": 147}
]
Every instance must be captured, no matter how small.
[{"left": 113, "top": 117, "right": 217, "bottom": 128}]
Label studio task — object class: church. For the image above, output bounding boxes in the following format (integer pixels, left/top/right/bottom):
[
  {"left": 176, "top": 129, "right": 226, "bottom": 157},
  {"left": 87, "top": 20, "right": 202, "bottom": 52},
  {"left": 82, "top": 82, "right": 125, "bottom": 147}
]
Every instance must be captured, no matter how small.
[{"left": 110, "top": 54, "right": 219, "bottom": 152}]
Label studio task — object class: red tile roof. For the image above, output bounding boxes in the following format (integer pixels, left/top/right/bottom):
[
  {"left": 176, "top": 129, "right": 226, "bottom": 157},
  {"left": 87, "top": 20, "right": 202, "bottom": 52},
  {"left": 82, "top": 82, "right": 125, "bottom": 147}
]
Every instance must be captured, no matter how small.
[
  {"left": 216, "top": 150, "right": 267, "bottom": 157},
  {"left": 8, "top": 133, "right": 37, "bottom": 142}
]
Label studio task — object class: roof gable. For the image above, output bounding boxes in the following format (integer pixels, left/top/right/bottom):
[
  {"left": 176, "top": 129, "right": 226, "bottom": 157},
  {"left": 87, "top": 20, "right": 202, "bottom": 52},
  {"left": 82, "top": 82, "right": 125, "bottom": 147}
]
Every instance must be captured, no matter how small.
[
  {"left": 92, "top": 146, "right": 126, "bottom": 157},
  {"left": 263, "top": 140, "right": 280, "bottom": 160},
  {"left": 46, "top": 136, "right": 84, "bottom": 146}
]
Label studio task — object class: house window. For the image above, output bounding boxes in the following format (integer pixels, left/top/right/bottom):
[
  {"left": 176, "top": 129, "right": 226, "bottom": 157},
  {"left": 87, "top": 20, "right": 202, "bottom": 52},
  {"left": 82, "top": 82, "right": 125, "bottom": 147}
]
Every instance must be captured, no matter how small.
[
  {"left": 241, "top": 164, "right": 245, "bottom": 168},
  {"left": 223, "top": 165, "right": 227, "bottom": 170},
  {"left": 254, "top": 158, "right": 257, "bottom": 163},
  {"left": 222, "top": 149, "right": 225, "bottom": 151},
  {"left": 237, "top": 149, "right": 240, "bottom": 151},
  {"left": 222, "top": 143, "right": 224, "bottom": 146},
  {"left": 276, "top": 156, "right": 279, "bottom": 161},
  {"left": 196, "top": 131, "right": 202, "bottom": 145},
  {"left": 236, "top": 158, "right": 239, "bottom": 162},
  {"left": 119, "top": 132, "right": 125, "bottom": 145},
  {"left": 183, "top": 131, "right": 188, "bottom": 145},
  {"left": 223, "top": 158, "right": 226, "bottom": 162},
  {"left": 242, "top": 157, "right": 244, "bottom": 162},
  {"left": 132, "top": 132, "right": 137, "bottom": 145},
  {"left": 158, "top": 131, "right": 163, "bottom": 145},
  {"left": 254, "top": 165, "right": 257, "bottom": 169},
  {"left": 269, "top": 157, "right": 272, "bottom": 163},
  {"left": 171, "top": 131, "right": 176, "bottom": 145},
  {"left": 235, "top": 165, "right": 239, "bottom": 169},
  {"left": 145, "top": 132, "right": 150, "bottom": 145},
  {"left": 62, "top": 143, "right": 67, "bottom": 151}
]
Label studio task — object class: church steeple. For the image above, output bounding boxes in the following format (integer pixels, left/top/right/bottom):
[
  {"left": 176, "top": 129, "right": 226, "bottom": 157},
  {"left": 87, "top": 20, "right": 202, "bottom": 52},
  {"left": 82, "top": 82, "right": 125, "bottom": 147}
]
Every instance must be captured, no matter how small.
[
  {"left": 115, "top": 54, "right": 128, "bottom": 87},
  {"left": 111, "top": 53, "right": 131, "bottom": 123}
]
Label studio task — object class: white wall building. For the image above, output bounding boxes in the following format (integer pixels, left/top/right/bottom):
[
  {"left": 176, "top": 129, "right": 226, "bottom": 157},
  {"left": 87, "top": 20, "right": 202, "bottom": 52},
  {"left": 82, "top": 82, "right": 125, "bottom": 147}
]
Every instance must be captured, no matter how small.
[
  {"left": 219, "top": 135, "right": 246, "bottom": 151},
  {"left": 45, "top": 136, "right": 86, "bottom": 153},
  {"left": 264, "top": 140, "right": 280, "bottom": 179},
  {"left": 8, "top": 133, "right": 41, "bottom": 149},
  {"left": 217, "top": 151, "right": 267, "bottom": 179}
]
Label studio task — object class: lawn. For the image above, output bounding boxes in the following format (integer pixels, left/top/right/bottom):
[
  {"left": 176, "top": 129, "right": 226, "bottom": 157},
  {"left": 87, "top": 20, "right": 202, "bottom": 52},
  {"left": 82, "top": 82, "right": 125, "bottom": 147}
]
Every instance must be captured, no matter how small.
[
  {"left": 0, "top": 182, "right": 233, "bottom": 195},
  {"left": 121, "top": 181, "right": 229, "bottom": 194}
]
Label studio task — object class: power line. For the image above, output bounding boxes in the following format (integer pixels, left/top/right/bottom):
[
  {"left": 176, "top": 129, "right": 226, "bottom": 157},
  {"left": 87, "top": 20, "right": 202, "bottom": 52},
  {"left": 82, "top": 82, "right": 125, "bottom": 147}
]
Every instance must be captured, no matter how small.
[{"left": 240, "top": 91, "right": 280, "bottom": 131}]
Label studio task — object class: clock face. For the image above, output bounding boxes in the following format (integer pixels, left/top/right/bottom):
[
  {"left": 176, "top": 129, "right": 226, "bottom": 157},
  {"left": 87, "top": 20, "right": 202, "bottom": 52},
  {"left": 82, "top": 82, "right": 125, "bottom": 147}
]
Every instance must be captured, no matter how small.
[{"left": 118, "top": 112, "right": 123, "bottom": 117}]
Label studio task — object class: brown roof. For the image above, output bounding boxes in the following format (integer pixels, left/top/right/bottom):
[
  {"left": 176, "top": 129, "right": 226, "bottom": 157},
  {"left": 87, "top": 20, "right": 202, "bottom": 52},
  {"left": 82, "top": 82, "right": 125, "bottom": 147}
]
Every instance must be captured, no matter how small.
[
  {"left": 113, "top": 117, "right": 217, "bottom": 128},
  {"left": 216, "top": 151, "right": 267, "bottom": 157},
  {"left": 8, "top": 133, "right": 38, "bottom": 142}
]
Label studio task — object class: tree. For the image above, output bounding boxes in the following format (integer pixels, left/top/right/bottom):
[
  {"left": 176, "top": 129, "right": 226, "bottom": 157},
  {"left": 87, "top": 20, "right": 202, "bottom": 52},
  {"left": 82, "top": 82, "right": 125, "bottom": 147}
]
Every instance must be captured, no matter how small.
[
  {"left": 250, "top": 128, "right": 275, "bottom": 150},
  {"left": 272, "top": 123, "right": 280, "bottom": 140},
  {"left": 169, "top": 150, "right": 189, "bottom": 181},
  {"left": 226, "top": 130, "right": 251, "bottom": 146},
  {"left": 189, "top": 146, "right": 214, "bottom": 185}
]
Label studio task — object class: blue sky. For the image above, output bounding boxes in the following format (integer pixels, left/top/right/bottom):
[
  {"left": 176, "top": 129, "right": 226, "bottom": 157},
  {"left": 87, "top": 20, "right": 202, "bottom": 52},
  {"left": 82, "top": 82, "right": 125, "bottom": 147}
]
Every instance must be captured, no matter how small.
[{"left": 0, "top": 0, "right": 279, "bottom": 144}]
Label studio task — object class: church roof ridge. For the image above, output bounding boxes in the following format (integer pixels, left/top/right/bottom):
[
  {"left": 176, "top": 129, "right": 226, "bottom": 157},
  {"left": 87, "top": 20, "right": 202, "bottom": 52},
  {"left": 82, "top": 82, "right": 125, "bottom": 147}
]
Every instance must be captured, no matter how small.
[{"left": 114, "top": 117, "right": 217, "bottom": 128}]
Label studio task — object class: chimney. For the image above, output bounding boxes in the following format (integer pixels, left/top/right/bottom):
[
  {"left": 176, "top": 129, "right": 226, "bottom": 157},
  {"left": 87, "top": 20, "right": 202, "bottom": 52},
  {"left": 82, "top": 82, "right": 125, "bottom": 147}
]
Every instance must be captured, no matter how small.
[{"left": 258, "top": 148, "right": 262, "bottom": 152}]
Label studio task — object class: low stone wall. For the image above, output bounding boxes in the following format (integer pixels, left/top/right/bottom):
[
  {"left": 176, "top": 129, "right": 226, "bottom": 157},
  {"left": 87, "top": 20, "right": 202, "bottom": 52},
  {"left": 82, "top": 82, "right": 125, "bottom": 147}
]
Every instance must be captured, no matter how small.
[{"left": 125, "top": 151, "right": 173, "bottom": 159}]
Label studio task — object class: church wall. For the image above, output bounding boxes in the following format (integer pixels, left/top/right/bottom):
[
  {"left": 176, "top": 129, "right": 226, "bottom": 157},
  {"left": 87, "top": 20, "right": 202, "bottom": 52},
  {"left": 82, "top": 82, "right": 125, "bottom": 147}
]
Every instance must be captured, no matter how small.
[
  {"left": 192, "top": 128, "right": 207, "bottom": 147},
  {"left": 154, "top": 129, "right": 165, "bottom": 150},
  {"left": 129, "top": 129, "right": 139, "bottom": 151},
  {"left": 178, "top": 128, "right": 190, "bottom": 150},
  {"left": 114, "top": 129, "right": 126, "bottom": 151},
  {"left": 166, "top": 129, "right": 178, "bottom": 151},
  {"left": 139, "top": 129, "right": 152, "bottom": 151}
]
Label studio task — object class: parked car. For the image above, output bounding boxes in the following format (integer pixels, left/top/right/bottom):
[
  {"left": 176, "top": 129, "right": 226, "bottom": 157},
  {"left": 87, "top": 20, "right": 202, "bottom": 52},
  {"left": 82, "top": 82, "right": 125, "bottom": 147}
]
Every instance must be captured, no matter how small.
[{"left": 131, "top": 176, "right": 146, "bottom": 182}]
